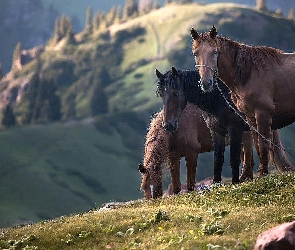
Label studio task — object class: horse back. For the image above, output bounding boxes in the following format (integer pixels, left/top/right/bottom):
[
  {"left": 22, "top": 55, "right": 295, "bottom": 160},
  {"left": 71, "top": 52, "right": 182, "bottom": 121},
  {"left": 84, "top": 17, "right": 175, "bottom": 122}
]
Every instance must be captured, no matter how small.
[{"left": 177, "top": 103, "right": 213, "bottom": 153}]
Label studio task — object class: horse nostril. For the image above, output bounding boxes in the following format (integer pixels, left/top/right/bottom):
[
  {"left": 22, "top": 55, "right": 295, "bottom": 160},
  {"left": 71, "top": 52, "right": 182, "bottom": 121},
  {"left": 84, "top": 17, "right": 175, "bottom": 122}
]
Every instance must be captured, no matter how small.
[
  {"left": 200, "top": 79, "right": 214, "bottom": 92},
  {"left": 162, "top": 121, "right": 169, "bottom": 131},
  {"left": 207, "top": 79, "right": 214, "bottom": 89},
  {"left": 162, "top": 121, "right": 178, "bottom": 132}
]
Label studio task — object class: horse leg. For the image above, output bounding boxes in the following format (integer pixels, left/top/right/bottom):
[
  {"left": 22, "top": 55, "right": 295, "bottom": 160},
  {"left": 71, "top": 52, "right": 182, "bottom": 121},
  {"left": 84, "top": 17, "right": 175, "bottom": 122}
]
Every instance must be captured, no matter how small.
[
  {"left": 255, "top": 110, "right": 272, "bottom": 177},
  {"left": 212, "top": 132, "right": 225, "bottom": 183},
  {"left": 185, "top": 153, "right": 198, "bottom": 192},
  {"left": 228, "top": 127, "right": 243, "bottom": 183},
  {"left": 239, "top": 131, "right": 254, "bottom": 181},
  {"left": 167, "top": 156, "right": 181, "bottom": 194}
]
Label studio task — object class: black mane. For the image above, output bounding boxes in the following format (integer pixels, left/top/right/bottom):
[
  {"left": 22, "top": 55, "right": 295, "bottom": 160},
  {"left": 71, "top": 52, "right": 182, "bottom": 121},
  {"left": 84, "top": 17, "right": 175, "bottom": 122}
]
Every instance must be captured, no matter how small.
[{"left": 157, "top": 69, "right": 235, "bottom": 116}]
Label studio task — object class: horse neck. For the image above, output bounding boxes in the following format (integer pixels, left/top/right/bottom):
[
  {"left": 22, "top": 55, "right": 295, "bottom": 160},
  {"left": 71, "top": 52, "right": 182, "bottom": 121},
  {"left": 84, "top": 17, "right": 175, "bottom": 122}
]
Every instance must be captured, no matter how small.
[
  {"left": 217, "top": 37, "right": 241, "bottom": 90},
  {"left": 144, "top": 135, "right": 167, "bottom": 172},
  {"left": 183, "top": 73, "right": 202, "bottom": 106},
  {"left": 184, "top": 76, "right": 223, "bottom": 115}
]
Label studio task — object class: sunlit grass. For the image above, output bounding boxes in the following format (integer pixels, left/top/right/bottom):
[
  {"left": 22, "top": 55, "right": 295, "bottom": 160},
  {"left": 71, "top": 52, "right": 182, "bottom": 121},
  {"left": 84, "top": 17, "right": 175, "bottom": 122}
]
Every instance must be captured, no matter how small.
[{"left": 1, "top": 173, "right": 295, "bottom": 249}]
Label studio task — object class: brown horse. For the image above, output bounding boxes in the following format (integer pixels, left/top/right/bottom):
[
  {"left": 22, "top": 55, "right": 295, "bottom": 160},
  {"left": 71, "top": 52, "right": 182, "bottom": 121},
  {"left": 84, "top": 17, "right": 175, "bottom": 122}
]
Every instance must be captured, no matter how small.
[
  {"left": 190, "top": 26, "right": 295, "bottom": 177},
  {"left": 138, "top": 103, "right": 214, "bottom": 199}
]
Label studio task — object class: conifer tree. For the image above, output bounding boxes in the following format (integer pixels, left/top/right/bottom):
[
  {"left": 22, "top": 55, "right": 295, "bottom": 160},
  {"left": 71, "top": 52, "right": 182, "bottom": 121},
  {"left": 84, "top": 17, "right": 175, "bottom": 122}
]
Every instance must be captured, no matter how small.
[
  {"left": 90, "top": 82, "right": 108, "bottom": 115},
  {"left": 94, "top": 11, "right": 102, "bottom": 30},
  {"left": 275, "top": 8, "right": 283, "bottom": 17},
  {"left": 106, "top": 6, "right": 117, "bottom": 26},
  {"left": 2, "top": 104, "right": 16, "bottom": 128},
  {"left": 123, "top": 0, "right": 138, "bottom": 19},
  {"left": 90, "top": 69, "right": 109, "bottom": 115},
  {"left": 0, "top": 63, "right": 3, "bottom": 80},
  {"left": 64, "top": 28, "right": 76, "bottom": 45},
  {"left": 85, "top": 6, "right": 93, "bottom": 31},
  {"left": 63, "top": 93, "right": 76, "bottom": 120},
  {"left": 59, "top": 15, "right": 68, "bottom": 37},
  {"left": 11, "top": 42, "right": 21, "bottom": 71},
  {"left": 256, "top": 0, "right": 267, "bottom": 11},
  {"left": 138, "top": 0, "right": 152, "bottom": 14},
  {"left": 64, "top": 17, "right": 76, "bottom": 45},
  {"left": 114, "top": 5, "right": 122, "bottom": 23},
  {"left": 53, "top": 15, "right": 74, "bottom": 44},
  {"left": 53, "top": 18, "right": 61, "bottom": 43},
  {"left": 288, "top": 8, "right": 295, "bottom": 20}
]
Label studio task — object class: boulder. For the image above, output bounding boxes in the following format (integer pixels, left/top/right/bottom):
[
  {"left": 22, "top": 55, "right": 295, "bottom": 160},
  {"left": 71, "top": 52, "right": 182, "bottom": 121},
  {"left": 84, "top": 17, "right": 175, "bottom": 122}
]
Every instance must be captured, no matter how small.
[{"left": 254, "top": 221, "right": 295, "bottom": 250}]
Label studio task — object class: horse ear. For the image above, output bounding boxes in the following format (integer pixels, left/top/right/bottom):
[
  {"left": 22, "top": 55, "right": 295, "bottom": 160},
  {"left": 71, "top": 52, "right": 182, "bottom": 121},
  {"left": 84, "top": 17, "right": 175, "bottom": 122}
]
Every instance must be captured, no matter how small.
[
  {"left": 210, "top": 25, "right": 217, "bottom": 39},
  {"left": 138, "top": 163, "right": 146, "bottom": 173},
  {"left": 191, "top": 28, "right": 199, "bottom": 40},
  {"left": 155, "top": 69, "right": 164, "bottom": 80},
  {"left": 171, "top": 67, "right": 178, "bottom": 77}
]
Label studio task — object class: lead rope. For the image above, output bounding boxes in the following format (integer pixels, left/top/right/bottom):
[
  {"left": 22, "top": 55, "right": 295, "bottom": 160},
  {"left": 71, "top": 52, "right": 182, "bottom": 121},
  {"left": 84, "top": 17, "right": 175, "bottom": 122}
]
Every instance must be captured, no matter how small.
[
  {"left": 195, "top": 64, "right": 293, "bottom": 156},
  {"left": 215, "top": 77, "right": 294, "bottom": 157}
]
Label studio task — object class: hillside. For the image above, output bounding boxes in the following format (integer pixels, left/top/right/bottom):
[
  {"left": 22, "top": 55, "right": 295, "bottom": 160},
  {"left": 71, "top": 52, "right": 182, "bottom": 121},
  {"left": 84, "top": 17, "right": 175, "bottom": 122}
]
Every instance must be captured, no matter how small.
[
  {"left": 41, "top": 0, "right": 295, "bottom": 25},
  {"left": 1, "top": 173, "right": 295, "bottom": 249},
  {"left": 1, "top": 0, "right": 295, "bottom": 73},
  {"left": 0, "top": 113, "right": 149, "bottom": 228},
  {"left": 1, "top": 2, "right": 295, "bottom": 228}
]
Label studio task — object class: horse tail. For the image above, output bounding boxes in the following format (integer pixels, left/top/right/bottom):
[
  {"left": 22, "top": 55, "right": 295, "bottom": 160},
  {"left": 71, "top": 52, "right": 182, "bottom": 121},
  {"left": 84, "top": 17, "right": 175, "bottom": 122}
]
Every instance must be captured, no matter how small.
[{"left": 270, "top": 130, "right": 295, "bottom": 173}]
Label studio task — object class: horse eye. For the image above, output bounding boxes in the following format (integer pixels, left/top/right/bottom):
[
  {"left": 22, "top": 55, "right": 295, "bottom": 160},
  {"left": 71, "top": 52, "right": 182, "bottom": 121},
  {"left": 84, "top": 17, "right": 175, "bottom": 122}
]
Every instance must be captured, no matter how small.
[
  {"left": 213, "top": 50, "right": 217, "bottom": 55},
  {"left": 174, "top": 92, "right": 179, "bottom": 97}
]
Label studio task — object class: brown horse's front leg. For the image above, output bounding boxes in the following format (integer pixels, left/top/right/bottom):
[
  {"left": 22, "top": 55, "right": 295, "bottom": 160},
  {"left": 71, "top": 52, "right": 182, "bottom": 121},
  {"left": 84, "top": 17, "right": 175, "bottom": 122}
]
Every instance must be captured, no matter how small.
[
  {"left": 185, "top": 153, "right": 198, "bottom": 192},
  {"left": 167, "top": 156, "right": 181, "bottom": 194},
  {"left": 255, "top": 110, "right": 272, "bottom": 177}
]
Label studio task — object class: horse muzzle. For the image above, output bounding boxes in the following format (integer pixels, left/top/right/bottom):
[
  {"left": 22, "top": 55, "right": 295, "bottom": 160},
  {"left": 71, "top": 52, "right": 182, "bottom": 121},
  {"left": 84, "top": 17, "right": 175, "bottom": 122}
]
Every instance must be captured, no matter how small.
[
  {"left": 162, "top": 121, "right": 178, "bottom": 132},
  {"left": 199, "top": 78, "right": 214, "bottom": 92}
]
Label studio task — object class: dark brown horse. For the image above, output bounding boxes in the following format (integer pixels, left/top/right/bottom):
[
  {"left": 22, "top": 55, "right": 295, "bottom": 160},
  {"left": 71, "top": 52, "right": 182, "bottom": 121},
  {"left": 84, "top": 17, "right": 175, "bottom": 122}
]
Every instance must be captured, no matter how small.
[
  {"left": 156, "top": 67, "right": 256, "bottom": 184},
  {"left": 139, "top": 103, "right": 214, "bottom": 199},
  {"left": 191, "top": 26, "right": 295, "bottom": 176}
]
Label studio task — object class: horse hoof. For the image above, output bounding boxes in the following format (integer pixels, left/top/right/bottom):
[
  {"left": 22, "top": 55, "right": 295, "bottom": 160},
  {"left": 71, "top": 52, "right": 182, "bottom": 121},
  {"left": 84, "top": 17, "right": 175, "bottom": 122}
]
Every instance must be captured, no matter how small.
[
  {"left": 239, "top": 171, "right": 253, "bottom": 182},
  {"left": 258, "top": 171, "right": 268, "bottom": 178}
]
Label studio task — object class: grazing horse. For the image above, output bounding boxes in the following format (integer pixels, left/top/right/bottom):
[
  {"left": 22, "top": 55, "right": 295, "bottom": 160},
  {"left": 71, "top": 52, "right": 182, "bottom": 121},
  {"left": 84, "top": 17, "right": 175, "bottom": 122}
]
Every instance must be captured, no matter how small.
[
  {"left": 139, "top": 103, "right": 214, "bottom": 199},
  {"left": 156, "top": 67, "right": 254, "bottom": 184},
  {"left": 191, "top": 26, "right": 295, "bottom": 176}
]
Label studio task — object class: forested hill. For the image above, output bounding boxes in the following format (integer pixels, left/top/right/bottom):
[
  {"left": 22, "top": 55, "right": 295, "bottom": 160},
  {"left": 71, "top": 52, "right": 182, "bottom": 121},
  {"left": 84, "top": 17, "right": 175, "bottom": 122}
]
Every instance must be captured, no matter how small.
[
  {"left": 1, "top": 0, "right": 295, "bottom": 73},
  {"left": 1, "top": 2, "right": 295, "bottom": 228},
  {"left": 2, "top": 2, "right": 295, "bottom": 126}
]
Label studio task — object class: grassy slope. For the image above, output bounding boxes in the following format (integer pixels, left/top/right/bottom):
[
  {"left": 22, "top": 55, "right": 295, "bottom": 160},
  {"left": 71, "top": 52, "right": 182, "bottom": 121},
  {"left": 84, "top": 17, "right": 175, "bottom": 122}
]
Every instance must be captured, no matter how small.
[
  {"left": 0, "top": 116, "right": 146, "bottom": 228},
  {"left": 1, "top": 173, "right": 295, "bottom": 249}
]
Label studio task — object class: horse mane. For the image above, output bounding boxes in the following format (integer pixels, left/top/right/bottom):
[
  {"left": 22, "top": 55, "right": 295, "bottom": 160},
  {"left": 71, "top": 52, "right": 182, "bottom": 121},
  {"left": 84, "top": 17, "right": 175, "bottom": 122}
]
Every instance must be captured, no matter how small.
[
  {"left": 157, "top": 68, "right": 233, "bottom": 114},
  {"left": 217, "top": 35, "right": 284, "bottom": 85},
  {"left": 156, "top": 69, "right": 200, "bottom": 94},
  {"left": 144, "top": 110, "right": 170, "bottom": 170}
]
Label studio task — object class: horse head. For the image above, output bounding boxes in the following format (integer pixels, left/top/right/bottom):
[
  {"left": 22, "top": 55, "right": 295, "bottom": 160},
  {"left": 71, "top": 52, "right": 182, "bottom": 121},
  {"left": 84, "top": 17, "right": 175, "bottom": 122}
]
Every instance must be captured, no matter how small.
[
  {"left": 138, "top": 163, "right": 163, "bottom": 199},
  {"left": 155, "top": 67, "right": 186, "bottom": 132},
  {"left": 191, "top": 25, "right": 219, "bottom": 92}
]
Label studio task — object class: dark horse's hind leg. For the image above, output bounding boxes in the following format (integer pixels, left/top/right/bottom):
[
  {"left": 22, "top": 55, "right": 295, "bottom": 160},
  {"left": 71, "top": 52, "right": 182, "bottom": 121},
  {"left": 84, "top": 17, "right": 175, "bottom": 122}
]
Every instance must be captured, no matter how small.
[
  {"left": 212, "top": 132, "right": 225, "bottom": 183},
  {"left": 229, "top": 127, "right": 243, "bottom": 184},
  {"left": 167, "top": 155, "right": 181, "bottom": 194}
]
